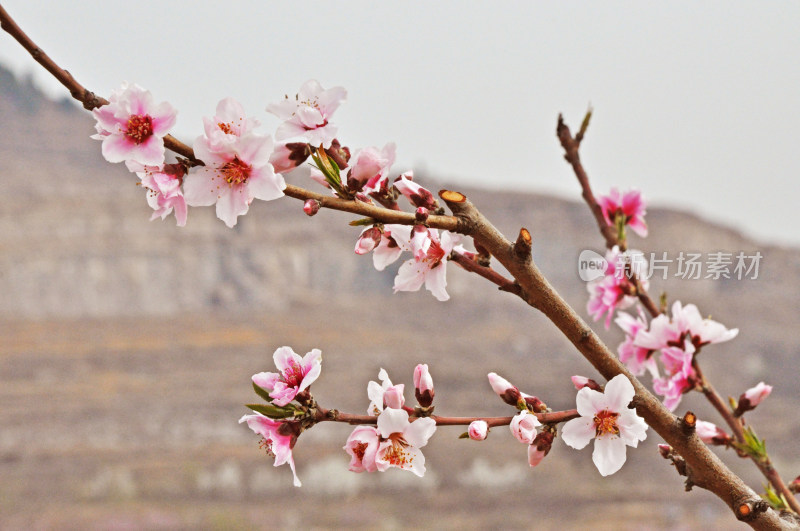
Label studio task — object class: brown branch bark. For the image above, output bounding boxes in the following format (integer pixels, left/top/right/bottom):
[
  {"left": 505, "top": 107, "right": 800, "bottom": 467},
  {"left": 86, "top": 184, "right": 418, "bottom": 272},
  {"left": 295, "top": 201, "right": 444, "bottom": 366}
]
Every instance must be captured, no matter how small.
[
  {"left": 316, "top": 408, "right": 579, "bottom": 428},
  {"left": 437, "top": 191, "right": 795, "bottom": 530}
]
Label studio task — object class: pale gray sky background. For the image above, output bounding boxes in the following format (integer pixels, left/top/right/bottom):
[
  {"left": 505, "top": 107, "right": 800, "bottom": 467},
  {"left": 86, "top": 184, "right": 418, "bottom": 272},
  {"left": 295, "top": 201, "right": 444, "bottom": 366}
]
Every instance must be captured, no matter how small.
[{"left": 2, "top": 1, "right": 799, "bottom": 246}]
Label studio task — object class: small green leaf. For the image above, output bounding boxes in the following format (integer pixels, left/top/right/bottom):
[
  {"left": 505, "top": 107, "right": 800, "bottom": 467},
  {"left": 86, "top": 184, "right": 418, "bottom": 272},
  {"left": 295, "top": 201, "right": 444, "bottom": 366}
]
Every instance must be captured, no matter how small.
[
  {"left": 252, "top": 382, "right": 274, "bottom": 403},
  {"left": 246, "top": 403, "right": 296, "bottom": 419},
  {"left": 458, "top": 432, "right": 470, "bottom": 439}
]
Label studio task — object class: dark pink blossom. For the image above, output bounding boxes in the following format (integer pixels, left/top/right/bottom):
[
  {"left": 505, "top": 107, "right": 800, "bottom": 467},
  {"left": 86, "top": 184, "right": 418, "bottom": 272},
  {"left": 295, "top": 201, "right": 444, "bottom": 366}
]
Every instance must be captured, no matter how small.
[
  {"left": 251, "top": 346, "right": 322, "bottom": 407},
  {"left": 239, "top": 413, "right": 301, "bottom": 487},
  {"left": 598, "top": 187, "right": 648, "bottom": 237}
]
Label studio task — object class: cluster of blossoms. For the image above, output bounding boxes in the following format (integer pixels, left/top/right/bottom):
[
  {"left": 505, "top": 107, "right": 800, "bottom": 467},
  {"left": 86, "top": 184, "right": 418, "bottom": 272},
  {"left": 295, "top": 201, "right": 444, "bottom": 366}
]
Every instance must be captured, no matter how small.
[
  {"left": 483, "top": 372, "right": 648, "bottom": 476},
  {"left": 91, "top": 80, "right": 465, "bottom": 301},
  {"left": 616, "top": 301, "right": 739, "bottom": 410},
  {"left": 345, "top": 366, "right": 437, "bottom": 477},
  {"left": 586, "top": 189, "right": 771, "bottom": 417},
  {"left": 239, "top": 346, "right": 650, "bottom": 486}
]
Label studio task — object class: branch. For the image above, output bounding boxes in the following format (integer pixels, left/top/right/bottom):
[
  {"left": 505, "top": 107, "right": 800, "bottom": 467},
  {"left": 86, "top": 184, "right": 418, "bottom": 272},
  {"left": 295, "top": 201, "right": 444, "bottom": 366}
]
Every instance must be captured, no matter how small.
[
  {"left": 316, "top": 408, "right": 579, "bottom": 427},
  {"left": 437, "top": 190, "right": 793, "bottom": 529}
]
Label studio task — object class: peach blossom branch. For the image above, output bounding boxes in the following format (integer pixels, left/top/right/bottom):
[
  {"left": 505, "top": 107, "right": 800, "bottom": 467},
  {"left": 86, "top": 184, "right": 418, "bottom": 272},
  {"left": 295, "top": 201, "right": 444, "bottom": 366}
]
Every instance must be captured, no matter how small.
[{"left": 316, "top": 408, "right": 579, "bottom": 427}]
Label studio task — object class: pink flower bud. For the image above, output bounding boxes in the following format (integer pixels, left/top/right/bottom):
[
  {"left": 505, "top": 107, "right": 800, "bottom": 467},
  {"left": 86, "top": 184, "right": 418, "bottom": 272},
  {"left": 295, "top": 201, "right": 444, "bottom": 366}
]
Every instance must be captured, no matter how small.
[
  {"left": 415, "top": 207, "right": 429, "bottom": 223},
  {"left": 488, "top": 372, "right": 521, "bottom": 406},
  {"left": 528, "top": 431, "right": 554, "bottom": 468},
  {"left": 468, "top": 420, "right": 488, "bottom": 441},
  {"left": 383, "top": 384, "right": 405, "bottom": 410},
  {"left": 355, "top": 227, "right": 382, "bottom": 255},
  {"left": 734, "top": 382, "right": 772, "bottom": 417},
  {"left": 695, "top": 420, "right": 731, "bottom": 446},
  {"left": 510, "top": 411, "right": 541, "bottom": 444},
  {"left": 657, "top": 444, "right": 672, "bottom": 459},
  {"left": 413, "top": 364, "right": 434, "bottom": 407},
  {"left": 571, "top": 375, "right": 603, "bottom": 391},
  {"left": 789, "top": 476, "right": 800, "bottom": 494},
  {"left": 303, "top": 199, "right": 320, "bottom": 216}
]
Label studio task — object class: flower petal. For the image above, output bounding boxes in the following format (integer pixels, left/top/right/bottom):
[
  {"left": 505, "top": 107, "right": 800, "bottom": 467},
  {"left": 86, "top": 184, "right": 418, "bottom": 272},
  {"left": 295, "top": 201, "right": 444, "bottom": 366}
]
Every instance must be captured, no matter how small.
[{"left": 592, "top": 436, "right": 627, "bottom": 476}]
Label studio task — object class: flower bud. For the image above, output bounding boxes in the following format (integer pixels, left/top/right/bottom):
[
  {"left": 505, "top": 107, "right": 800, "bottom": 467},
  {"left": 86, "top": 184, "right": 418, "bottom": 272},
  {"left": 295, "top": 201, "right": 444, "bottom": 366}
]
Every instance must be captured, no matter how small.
[
  {"left": 528, "top": 431, "right": 554, "bottom": 468},
  {"left": 383, "top": 384, "right": 405, "bottom": 410},
  {"left": 789, "top": 476, "right": 800, "bottom": 494},
  {"left": 355, "top": 227, "right": 382, "bottom": 255},
  {"left": 733, "top": 382, "right": 772, "bottom": 417},
  {"left": 695, "top": 420, "right": 732, "bottom": 446},
  {"left": 510, "top": 411, "right": 541, "bottom": 444},
  {"left": 523, "top": 394, "right": 545, "bottom": 412},
  {"left": 324, "top": 139, "right": 350, "bottom": 170},
  {"left": 414, "top": 364, "right": 434, "bottom": 407},
  {"left": 415, "top": 207, "right": 429, "bottom": 223},
  {"left": 657, "top": 444, "right": 672, "bottom": 459},
  {"left": 488, "top": 372, "right": 521, "bottom": 406},
  {"left": 571, "top": 375, "right": 603, "bottom": 391},
  {"left": 468, "top": 420, "right": 488, "bottom": 441},
  {"left": 303, "top": 199, "right": 320, "bottom": 216}
]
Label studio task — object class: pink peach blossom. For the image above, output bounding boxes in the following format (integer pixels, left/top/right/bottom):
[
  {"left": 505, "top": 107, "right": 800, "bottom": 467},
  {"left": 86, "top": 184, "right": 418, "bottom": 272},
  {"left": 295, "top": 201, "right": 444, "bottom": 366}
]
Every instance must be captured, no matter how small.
[
  {"left": 125, "top": 161, "right": 187, "bottom": 226},
  {"left": 266, "top": 79, "right": 346, "bottom": 148},
  {"left": 587, "top": 247, "right": 648, "bottom": 329},
  {"left": 91, "top": 82, "right": 177, "bottom": 166},
  {"left": 239, "top": 413, "right": 301, "bottom": 487},
  {"left": 202, "top": 97, "right": 259, "bottom": 152},
  {"left": 468, "top": 420, "right": 488, "bottom": 441},
  {"left": 392, "top": 228, "right": 459, "bottom": 301},
  {"left": 367, "top": 368, "right": 405, "bottom": 415},
  {"left": 615, "top": 309, "right": 659, "bottom": 378},
  {"left": 375, "top": 408, "right": 437, "bottom": 477},
  {"left": 344, "top": 425, "right": 381, "bottom": 473},
  {"left": 347, "top": 143, "right": 396, "bottom": 194},
  {"left": 393, "top": 172, "right": 437, "bottom": 210},
  {"left": 598, "top": 187, "right": 648, "bottom": 238},
  {"left": 251, "top": 346, "right": 322, "bottom": 407},
  {"left": 183, "top": 129, "right": 285, "bottom": 228},
  {"left": 510, "top": 411, "right": 541, "bottom": 444}
]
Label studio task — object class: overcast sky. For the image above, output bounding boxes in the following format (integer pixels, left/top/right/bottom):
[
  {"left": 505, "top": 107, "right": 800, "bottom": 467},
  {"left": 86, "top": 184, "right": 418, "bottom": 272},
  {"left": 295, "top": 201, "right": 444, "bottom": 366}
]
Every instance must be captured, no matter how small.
[{"left": 2, "top": 1, "right": 799, "bottom": 246}]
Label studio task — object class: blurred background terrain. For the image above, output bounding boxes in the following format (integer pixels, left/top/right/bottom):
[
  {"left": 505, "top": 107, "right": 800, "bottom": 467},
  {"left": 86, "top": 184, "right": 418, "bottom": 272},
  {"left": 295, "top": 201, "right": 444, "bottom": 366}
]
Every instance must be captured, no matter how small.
[{"left": 1, "top": 67, "right": 799, "bottom": 529}]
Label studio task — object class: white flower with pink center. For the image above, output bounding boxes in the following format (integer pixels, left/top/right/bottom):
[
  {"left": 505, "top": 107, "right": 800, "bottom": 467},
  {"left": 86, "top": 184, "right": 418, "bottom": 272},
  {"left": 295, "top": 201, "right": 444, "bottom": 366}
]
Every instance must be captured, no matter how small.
[
  {"left": 510, "top": 411, "right": 541, "bottom": 444},
  {"left": 343, "top": 425, "right": 381, "bottom": 473},
  {"left": 125, "top": 161, "right": 187, "bottom": 226},
  {"left": 372, "top": 225, "right": 412, "bottom": 271},
  {"left": 251, "top": 346, "right": 322, "bottom": 407},
  {"left": 91, "top": 82, "right": 177, "bottom": 166},
  {"left": 598, "top": 187, "right": 648, "bottom": 238},
  {"left": 202, "top": 97, "right": 260, "bottom": 152},
  {"left": 375, "top": 408, "right": 437, "bottom": 477},
  {"left": 392, "top": 228, "right": 459, "bottom": 302},
  {"left": 635, "top": 301, "right": 738, "bottom": 352},
  {"left": 367, "top": 368, "right": 405, "bottom": 415},
  {"left": 561, "top": 374, "right": 648, "bottom": 476},
  {"left": 183, "top": 131, "right": 285, "bottom": 228},
  {"left": 267, "top": 79, "right": 346, "bottom": 149},
  {"left": 239, "top": 413, "right": 301, "bottom": 487}
]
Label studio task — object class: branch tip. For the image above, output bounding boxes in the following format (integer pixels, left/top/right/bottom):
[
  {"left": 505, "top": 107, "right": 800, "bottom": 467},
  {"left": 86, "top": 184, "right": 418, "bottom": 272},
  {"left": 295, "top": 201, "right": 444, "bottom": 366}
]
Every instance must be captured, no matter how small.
[
  {"left": 439, "top": 190, "right": 466, "bottom": 204},
  {"left": 513, "top": 228, "right": 532, "bottom": 259},
  {"left": 682, "top": 411, "right": 697, "bottom": 433}
]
